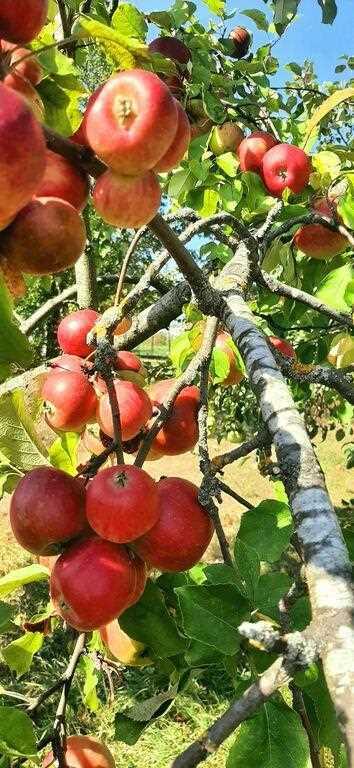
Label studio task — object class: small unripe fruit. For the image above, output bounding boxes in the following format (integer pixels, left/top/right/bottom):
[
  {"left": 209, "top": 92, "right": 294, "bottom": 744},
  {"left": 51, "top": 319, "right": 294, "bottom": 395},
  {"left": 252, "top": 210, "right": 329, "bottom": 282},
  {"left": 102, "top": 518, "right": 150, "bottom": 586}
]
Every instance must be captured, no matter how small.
[
  {"left": 10, "top": 467, "right": 86, "bottom": 555},
  {"left": 229, "top": 27, "right": 251, "bottom": 59},
  {"left": 99, "top": 620, "right": 149, "bottom": 667},
  {"left": 214, "top": 332, "right": 244, "bottom": 386},
  {"left": 93, "top": 170, "right": 161, "bottom": 229},
  {"left": 57, "top": 309, "right": 99, "bottom": 358},
  {"left": 210, "top": 122, "right": 244, "bottom": 156}
]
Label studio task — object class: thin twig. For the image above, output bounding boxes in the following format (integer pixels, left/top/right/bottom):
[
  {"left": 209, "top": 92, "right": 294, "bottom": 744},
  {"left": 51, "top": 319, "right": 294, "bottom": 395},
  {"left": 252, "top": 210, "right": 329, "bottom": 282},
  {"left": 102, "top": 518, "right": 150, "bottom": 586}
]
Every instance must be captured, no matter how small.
[
  {"left": 101, "top": 375, "right": 124, "bottom": 464},
  {"left": 217, "top": 479, "right": 254, "bottom": 510},
  {"left": 212, "top": 430, "right": 270, "bottom": 471}
]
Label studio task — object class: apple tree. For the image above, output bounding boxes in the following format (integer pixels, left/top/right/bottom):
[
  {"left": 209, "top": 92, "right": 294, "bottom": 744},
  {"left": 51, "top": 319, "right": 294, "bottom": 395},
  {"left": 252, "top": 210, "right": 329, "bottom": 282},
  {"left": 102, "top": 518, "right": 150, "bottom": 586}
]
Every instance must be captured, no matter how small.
[{"left": 0, "top": 1, "right": 353, "bottom": 767}]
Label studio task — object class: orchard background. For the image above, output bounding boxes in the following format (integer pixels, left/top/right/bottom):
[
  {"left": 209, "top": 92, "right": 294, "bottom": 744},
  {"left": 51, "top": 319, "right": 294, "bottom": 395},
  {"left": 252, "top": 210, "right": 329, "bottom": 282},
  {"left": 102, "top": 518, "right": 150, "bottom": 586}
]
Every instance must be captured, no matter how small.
[{"left": 0, "top": 1, "right": 353, "bottom": 768}]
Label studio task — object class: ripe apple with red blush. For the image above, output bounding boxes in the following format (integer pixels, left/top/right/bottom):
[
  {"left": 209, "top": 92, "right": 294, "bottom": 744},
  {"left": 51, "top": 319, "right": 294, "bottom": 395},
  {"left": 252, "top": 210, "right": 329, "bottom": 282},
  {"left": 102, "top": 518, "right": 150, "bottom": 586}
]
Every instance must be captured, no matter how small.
[
  {"left": 43, "top": 735, "right": 115, "bottom": 768},
  {"left": 35, "top": 150, "right": 89, "bottom": 211},
  {"left": 50, "top": 536, "right": 143, "bottom": 630},
  {"left": 95, "top": 351, "right": 147, "bottom": 393},
  {"left": 268, "top": 336, "right": 296, "bottom": 359},
  {"left": 294, "top": 197, "right": 348, "bottom": 259},
  {"left": 229, "top": 26, "right": 251, "bottom": 59},
  {"left": 237, "top": 131, "right": 278, "bottom": 174},
  {"left": 86, "top": 69, "right": 178, "bottom": 175},
  {"left": 214, "top": 332, "right": 245, "bottom": 386},
  {"left": 134, "top": 477, "right": 214, "bottom": 571},
  {"left": 261, "top": 143, "right": 311, "bottom": 196},
  {"left": 86, "top": 465, "right": 159, "bottom": 543},
  {"left": 57, "top": 309, "right": 99, "bottom": 358},
  {"left": 0, "top": 0, "right": 48, "bottom": 45},
  {"left": 42, "top": 370, "right": 97, "bottom": 433},
  {"left": 148, "top": 36, "right": 191, "bottom": 67},
  {"left": 147, "top": 380, "right": 200, "bottom": 456},
  {"left": 10, "top": 467, "right": 87, "bottom": 555},
  {"left": 93, "top": 169, "right": 161, "bottom": 229},
  {"left": 49, "top": 353, "right": 90, "bottom": 376},
  {"left": 1, "top": 43, "right": 43, "bottom": 85},
  {"left": 154, "top": 100, "right": 191, "bottom": 172},
  {"left": 98, "top": 379, "right": 152, "bottom": 441}
]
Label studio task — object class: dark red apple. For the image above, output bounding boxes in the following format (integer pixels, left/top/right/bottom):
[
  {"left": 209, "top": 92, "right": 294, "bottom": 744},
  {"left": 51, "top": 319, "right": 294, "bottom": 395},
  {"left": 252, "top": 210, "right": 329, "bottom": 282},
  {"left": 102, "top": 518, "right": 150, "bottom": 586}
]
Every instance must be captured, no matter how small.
[
  {"left": 261, "top": 143, "right": 311, "bottom": 196},
  {"left": 93, "top": 169, "right": 161, "bottom": 229},
  {"left": 154, "top": 100, "right": 191, "bottom": 173},
  {"left": 10, "top": 467, "right": 86, "bottom": 555},
  {"left": 97, "top": 380, "right": 152, "bottom": 441},
  {"left": 43, "top": 735, "right": 115, "bottom": 768},
  {"left": 237, "top": 131, "right": 278, "bottom": 173},
  {"left": 50, "top": 537, "right": 141, "bottom": 630},
  {"left": 229, "top": 26, "right": 251, "bottom": 59},
  {"left": 293, "top": 197, "right": 348, "bottom": 259},
  {"left": 85, "top": 69, "right": 178, "bottom": 175},
  {"left": 148, "top": 36, "right": 191, "bottom": 67},
  {"left": 134, "top": 477, "right": 214, "bottom": 572},
  {"left": 86, "top": 465, "right": 159, "bottom": 543},
  {"left": 0, "top": 0, "right": 48, "bottom": 45},
  {"left": 42, "top": 370, "right": 97, "bottom": 432},
  {"left": 35, "top": 150, "right": 89, "bottom": 211},
  {"left": 268, "top": 335, "right": 296, "bottom": 359},
  {"left": 57, "top": 309, "right": 99, "bottom": 358},
  {"left": 147, "top": 379, "right": 200, "bottom": 456},
  {"left": 2, "top": 70, "right": 44, "bottom": 121}
]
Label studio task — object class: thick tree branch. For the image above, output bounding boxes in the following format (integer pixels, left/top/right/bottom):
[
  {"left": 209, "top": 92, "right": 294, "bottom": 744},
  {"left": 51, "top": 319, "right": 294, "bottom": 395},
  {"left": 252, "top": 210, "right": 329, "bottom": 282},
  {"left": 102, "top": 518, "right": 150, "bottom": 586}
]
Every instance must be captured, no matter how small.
[{"left": 278, "top": 357, "right": 354, "bottom": 404}]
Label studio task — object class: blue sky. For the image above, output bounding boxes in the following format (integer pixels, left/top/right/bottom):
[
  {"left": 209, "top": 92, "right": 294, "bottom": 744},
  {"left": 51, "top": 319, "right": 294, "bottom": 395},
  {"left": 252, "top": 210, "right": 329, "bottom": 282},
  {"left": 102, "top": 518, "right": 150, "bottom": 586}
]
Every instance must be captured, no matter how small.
[{"left": 138, "top": 0, "right": 353, "bottom": 82}]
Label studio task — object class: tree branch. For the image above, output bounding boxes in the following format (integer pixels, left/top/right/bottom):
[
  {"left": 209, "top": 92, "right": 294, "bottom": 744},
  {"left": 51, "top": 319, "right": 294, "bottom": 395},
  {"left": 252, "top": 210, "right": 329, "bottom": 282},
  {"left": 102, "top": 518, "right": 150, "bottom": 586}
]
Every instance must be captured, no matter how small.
[
  {"left": 211, "top": 430, "right": 270, "bottom": 471},
  {"left": 278, "top": 357, "right": 354, "bottom": 404}
]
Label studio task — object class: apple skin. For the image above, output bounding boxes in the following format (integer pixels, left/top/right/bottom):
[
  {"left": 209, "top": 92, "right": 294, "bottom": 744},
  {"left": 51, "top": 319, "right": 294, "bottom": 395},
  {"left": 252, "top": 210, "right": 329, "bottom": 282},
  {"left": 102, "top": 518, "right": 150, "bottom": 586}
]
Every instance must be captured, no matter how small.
[
  {"left": 261, "top": 143, "right": 311, "bottom": 196},
  {"left": 95, "top": 351, "right": 147, "bottom": 393},
  {"left": 93, "top": 169, "right": 161, "bottom": 229},
  {"left": 42, "top": 370, "right": 98, "bottom": 433},
  {"left": 237, "top": 131, "right": 278, "bottom": 173},
  {"left": 229, "top": 26, "right": 251, "bottom": 59},
  {"left": 214, "top": 332, "right": 245, "bottom": 386},
  {"left": 2, "top": 70, "right": 44, "bottom": 121},
  {"left": 0, "top": 0, "right": 48, "bottom": 45},
  {"left": 50, "top": 536, "right": 141, "bottom": 630},
  {"left": 86, "top": 465, "right": 159, "bottom": 543},
  {"left": 2, "top": 197, "right": 87, "bottom": 275},
  {"left": 10, "top": 467, "right": 87, "bottom": 555},
  {"left": 99, "top": 620, "right": 150, "bottom": 666},
  {"left": 49, "top": 353, "right": 90, "bottom": 376},
  {"left": 0, "top": 83, "right": 46, "bottom": 228},
  {"left": 268, "top": 335, "right": 296, "bottom": 359},
  {"left": 293, "top": 198, "right": 348, "bottom": 259},
  {"left": 134, "top": 477, "right": 214, "bottom": 572},
  {"left": 160, "top": 73, "right": 185, "bottom": 100},
  {"left": 35, "top": 150, "right": 89, "bottom": 211},
  {"left": 98, "top": 380, "right": 152, "bottom": 441},
  {"left": 2, "top": 44, "right": 43, "bottom": 85},
  {"left": 210, "top": 122, "right": 244, "bottom": 156},
  {"left": 148, "top": 36, "right": 191, "bottom": 67},
  {"left": 147, "top": 379, "right": 200, "bottom": 456},
  {"left": 86, "top": 69, "right": 178, "bottom": 175},
  {"left": 57, "top": 309, "right": 99, "bottom": 358},
  {"left": 43, "top": 735, "right": 115, "bottom": 768},
  {"left": 154, "top": 100, "right": 191, "bottom": 172}
]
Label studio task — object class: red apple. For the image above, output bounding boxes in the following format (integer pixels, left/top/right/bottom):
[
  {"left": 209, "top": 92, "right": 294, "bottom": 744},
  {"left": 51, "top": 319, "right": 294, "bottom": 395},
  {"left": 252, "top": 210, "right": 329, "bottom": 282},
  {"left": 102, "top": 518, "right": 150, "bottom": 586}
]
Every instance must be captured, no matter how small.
[
  {"left": 86, "top": 69, "right": 178, "bottom": 175},
  {"left": 49, "top": 354, "right": 89, "bottom": 376},
  {"left": 3, "top": 45, "right": 43, "bottom": 85},
  {"left": 148, "top": 36, "right": 191, "bottom": 67},
  {"left": 42, "top": 370, "right": 97, "bottom": 432},
  {"left": 2, "top": 71, "right": 44, "bottom": 121},
  {"left": 97, "top": 380, "right": 152, "bottom": 441},
  {"left": 0, "top": 0, "right": 48, "bottom": 45},
  {"left": 134, "top": 477, "right": 214, "bottom": 572},
  {"left": 293, "top": 197, "right": 348, "bottom": 259},
  {"left": 229, "top": 27, "right": 251, "bottom": 59},
  {"left": 268, "top": 335, "right": 296, "bottom": 359},
  {"left": 35, "top": 150, "right": 89, "bottom": 211},
  {"left": 86, "top": 465, "right": 159, "bottom": 543},
  {"left": 237, "top": 131, "right": 278, "bottom": 173},
  {"left": 160, "top": 74, "right": 185, "bottom": 100},
  {"left": 214, "top": 332, "right": 245, "bottom": 386},
  {"left": 50, "top": 537, "right": 140, "bottom": 630},
  {"left": 147, "top": 379, "right": 200, "bottom": 456},
  {"left": 261, "top": 143, "right": 311, "bottom": 196},
  {"left": 57, "top": 309, "right": 99, "bottom": 358},
  {"left": 154, "top": 100, "right": 191, "bottom": 172},
  {"left": 10, "top": 467, "right": 86, "bottom": 555},
  {"left": 43, "top": 735, "right": 115, "bottom": 768},
  {"left": 0, "top": 83, "right": 45, "bottom": 227},
  {"left": 2, "top": 197, "right": 86, "bottom": 275},
  {"left": 93, "top": 169, "right": 161, "bottom": 229},
  {"left": 127, "top": 552, "right": 147, "bottom": 606},
  {"left": 96, "top": 351, "right": 147, "bottom": 393}
]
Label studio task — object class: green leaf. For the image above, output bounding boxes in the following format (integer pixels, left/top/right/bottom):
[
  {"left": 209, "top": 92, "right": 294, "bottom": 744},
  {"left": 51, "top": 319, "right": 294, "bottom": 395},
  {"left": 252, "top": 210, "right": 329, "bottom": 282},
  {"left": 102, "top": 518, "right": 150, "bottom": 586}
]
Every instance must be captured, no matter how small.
[
  {"left": 274, "top": 0, "right": 300, "bottom": 32},
  {"left": 147, "top": 11, "right": 173, "bottom": 29},
  {"left": 227, "top": 699, "right": 310, "bottom": 767},
  {"left": 170, "top": 332, "right": 194, "bottom": 374},
  {"left": 254, "top": 572, "right": 293, "bottom": 619},
  {"left": 316, "top": 0, "right": 337, "bottom": 23},
  {"left": 201, "top": 0, "right": 225, "bottom": 16},
  {"left": 338, "top": 186, "right": 354, "bottom": 229},
  {"left": 241, "top": 172, "right": 275, "bottom": 221},
  {"left": 210, "top": 348, "right": 230, "bottom": 383},
  {"left": 290, "top": 596, "right": 312, "bottom": 631},
  {"left": 2, "top": 632, "right": 43, "bottom": 677},
  {"left": 233, "top": 540, "right": 260, "bottom": 602},
  {"left": 176, "top": 584, "right": 250, "bottom": 655},
  {"left": 48, "top": 432, "right": 79, "bottom": 475},
  {"left": 74, "top": 15, "right": 148, "bottom": 70},
  {"left": 0, "top": 602, "right": 14, "bottom": 633},
  {"left": 241, "top": 9, "right": 269, "bottom": 30},
  {"left": 0, "top": 274, "right": 33, "bottom": 367},
  {"left": 81, "top": 655, "right": 99, "bottom": 712},
  {"left": 0, "top": 390, "right": 48, "bottom": 474},
  {"left": 0, "top": 708, "right": 37, "bottom": 757},
  {"left": 216, "top": 153, "right": 239, "bottom": 178},
  {"left": 237, "top": 500, "right": 293, "bottom": 563},
  {"left": 304, "top": 667, "right": 343, "bottom": 759},
  {"left": 202, "top": 89, "right": 224, "bottom": 123},
  {"left": 0, "top": 564, "right": 49, "bottom": 598},
  {"left": 38, "top": 76, "right": 86, "bottom": 136},
  {"left": 115, "top": 683, "right": 179, "bottom": 745},
  {"left": 168, "top": 168, "right": 195, "bottom": 200},
  {"left": 119, "top": 581, "right": 186, "bottom": 658},
  {"left": 197, "top": 188, "right": 220, "bottom": 217},
  {"left": 314, "top": 263, "right": 354, "bottom": 313},
  {"left": 111, "top": 4, "right": 148, "bottom": 39}
]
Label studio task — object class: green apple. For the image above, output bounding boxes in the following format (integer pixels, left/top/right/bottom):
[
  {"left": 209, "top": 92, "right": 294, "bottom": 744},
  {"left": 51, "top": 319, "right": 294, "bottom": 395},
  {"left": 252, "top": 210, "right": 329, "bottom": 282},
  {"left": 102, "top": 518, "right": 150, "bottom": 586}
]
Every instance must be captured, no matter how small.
[{"left": 210, "top": 122, "right": 244, "bottom": 156}]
